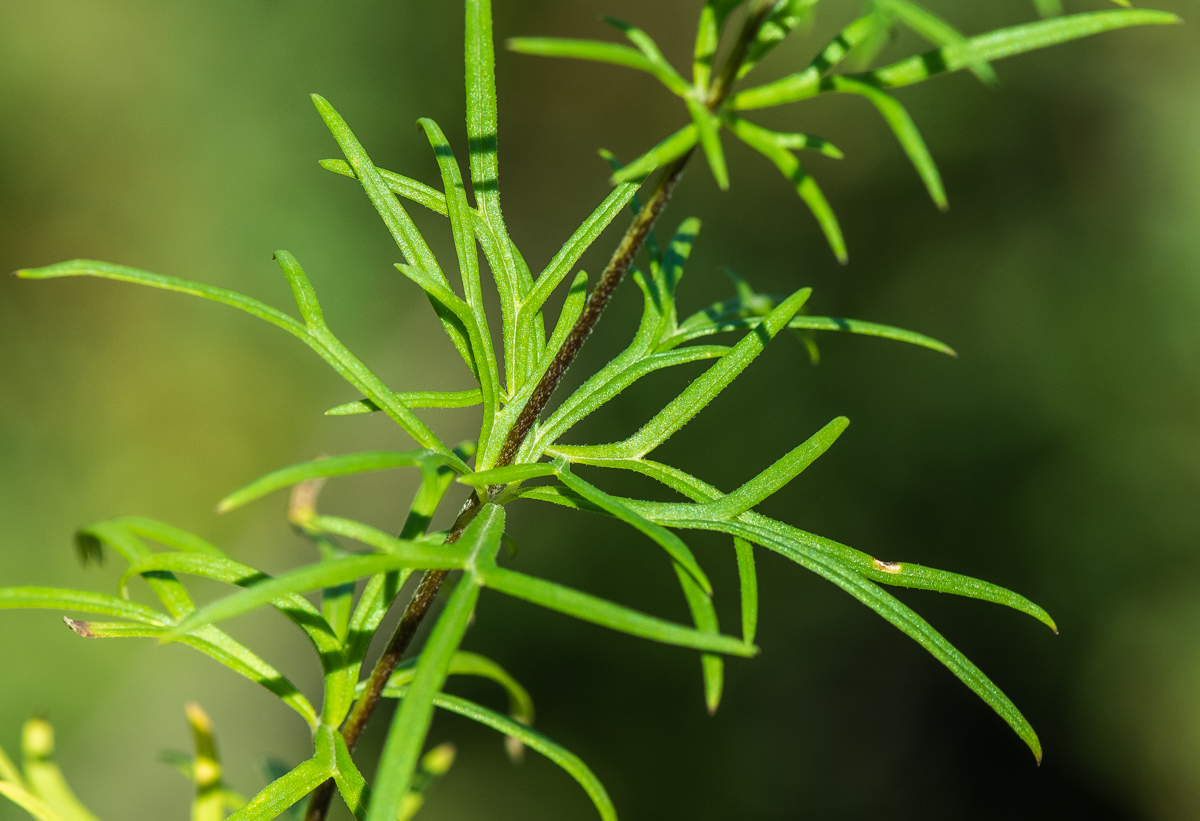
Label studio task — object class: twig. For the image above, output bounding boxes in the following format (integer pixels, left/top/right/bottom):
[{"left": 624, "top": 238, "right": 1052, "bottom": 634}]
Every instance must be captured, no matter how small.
[{"left": 304, "top": 7, "right": 771, "bottom": 820}]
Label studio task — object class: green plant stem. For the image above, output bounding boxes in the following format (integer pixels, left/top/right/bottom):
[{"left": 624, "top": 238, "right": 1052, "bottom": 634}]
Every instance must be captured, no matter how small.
[
  {"left": 303, "top": 501, "right": 481, "bottom": 821},
  {"left": 494, "top": 153, "right": 692, "bottom": 468},
  {"left": 304, "top": 8, "right": 773, "bottom": 821}
]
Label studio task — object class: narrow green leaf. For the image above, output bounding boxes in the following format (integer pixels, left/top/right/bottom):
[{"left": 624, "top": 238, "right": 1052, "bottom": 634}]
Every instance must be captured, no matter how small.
[
  {"left": 16, "top": 260, "right": 458, "bottom": 462},
  {"left": 16, "top": 260, "right": 306, "bottom": 336},
  {"left": 868, "top": 9, "right": 1180, "bottom": 90},
  {"left": 387, "top": 689, "right": 617, "bottom": 821},
  {"left": 77, "top": 519, "right": 196, "bottom": 619},
  {"left": 324, "top": 389, "right": 482, "bottom": 416},
  {"left": 692, "top": 416, "right": 849, "bottom": 519},
  {"left": 321, "top": 156, "right": 526, "bottom": 371},
  {"left": 393, "top": 264, "right": 500, "bottom": 442},
  {"left": 611, "top": 123, "right": 698, "bottom": 184},
  {"left": 344, "top": 571, "right": 409, "bottom": 675},
  {"left": 554, "top": 460, "right": 712, "bottom": 594},
  {"left": 0, "top": 587, "right": 167, "bottom": 625},
  {"left": 877, "top": 0, "right": 997, "bottom": 86},
  {"left": 731, "top": 15, "right": 876, "bottom": 109},
  {"left": 822, "top": 77, "right": 946, "bottom": 210},
  {"left": 683, "top": 97, "right": 728, "bottom": 190},
  {"left": 693, "top": 516, "right": 1044, "bottom": 760},
  {"left": 525, "top": 184, "right": 639, "bottom": 317},
  {"left": 329, "top": 731, "right": 370, "bottom": 821},
  {"left": 653, "top": 217, "right": 701, "bottom": 319},
  {"left": 398, "top": 261, "right": 481, "bottom": 382},
  {"left": 465, "top": 0, "right": 505, "bottom": 230},
  {"left": 116, "top": 553, "right": 342, "bottom": 659},
  {"left": 742, "top": 128, "right": 843, "bottom": 159},
  {"left": 511, "top": 485, "right": 605, "bottom": 515},
  {"left": 602, "top": 17, "right": 692, "bottom": 96},
  {"left": 479, "top": 564, "right": 753, "bottom": 656},
  {"left": 664, "top": 306, "right": 956, "bottom": 356},
  {"left": 277, "top": 252, "right": 461, "bottom": 459},
  {"left": 675, "top": 564, "right": 724, "bottom": 714},
  {"left": 227, "top": 752, "right": 331, "bottom": 821},
  {"left": 417, "top": 117, "right": 500, "bottom": 449},
  {"left": 541, "top": 270, "right": 589, "bottom": 367},
  {"left": 374, "top": 651, "right": 536, "bottom": 729},
  {"left": 107, "top": 516, "right": 225, "bottom": 558},
  {"left": 273, "top": 250, "right": 326, "bottom": 330},
  {"left": 466, "top": 0, "right": 528, "bottom": 395},
  {"left": 738, "top": 0, "right": 819, "bottom": 79},
  {"left": 531, "top": 346, "right": 729, "bottom": 458},
  {"left": 318, "top": 159, "right": 448, "bottom": 216},
  {"left": 557, "top": 454, "right": 1048, "bottom": 758},
  {"left": 787, "top": 315, "right": 957, "bottom": 356},
  {"left": 459, "top": 462, "right": 556, "bottom": 487},
  {"left": 727, "top": 116, "right": 847, "bottom": 261},
  {"left": 307, "top": 515, "right": 443, "bottom": 555},
  {"left": 218, "top": 451, "right": 451, "bottom": 513},
  {"left": 341, "top": 441, "right": 472, "bottom": 681},
  {"left": 507, "top": 37, "right": 656, "bottom": 74},
  {"left": 164, "top": 549, "right": 467, "bottom": 642},
  {"left": 367, "top": 505, "right": 504, "bottom": 821},
  {"left": 599, "top": 149, "right": 661, "bottom": 264},
  {"left": 558, "top": 288, "right": 811, "bottom": 460},
  {"left": 66, "top": 619, "right": 320, "bottom": 729},
  {"left": 310, "top": 95, "right": 443, "bottom": 280},
  {"left": 733, "top": 537, "right": 759, "bottom": 644}
]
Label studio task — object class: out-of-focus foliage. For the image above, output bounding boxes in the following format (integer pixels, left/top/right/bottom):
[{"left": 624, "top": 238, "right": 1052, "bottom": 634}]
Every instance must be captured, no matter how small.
[{"left": 0, "top": 0, "right": 1196, "bottom": 819}]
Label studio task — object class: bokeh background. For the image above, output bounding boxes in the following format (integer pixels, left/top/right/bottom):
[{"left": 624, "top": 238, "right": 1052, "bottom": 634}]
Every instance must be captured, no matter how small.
[{"left": 1, "top": 0, "right": 1197, "bottom": 818}]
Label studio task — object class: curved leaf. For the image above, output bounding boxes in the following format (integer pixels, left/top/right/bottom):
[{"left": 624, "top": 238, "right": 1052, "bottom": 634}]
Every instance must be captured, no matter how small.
[
  {"left": 164, "top": 549, "right": 467, "bottom": 642},
  {"left": 393, "top": 689, "right": 617, "bottom": 821},
  {"left": 218, "top": 451, "right": 452, "bottom": 513},
  {"left": 325, "top": 389, "right": 482, "bottom": 416},
  {"left": 870, "top": 9, "right": 1180, "bottom": 89},
  {"left": 827, "top": 78, "right": 946, "bottom": 209},
  {"left": 557, "top": 288, "right": 811, "bottom": 460},
  {"left": 0, "top": 587, "right": 167, "bottom": 625},
  {"left": 727, "top": 115, "right": 846, "bottom": 262},
  {"left": 611, "top": 123, "right": 698, "bottom": 184},
  {"left": 507, "top": 37, "right": 657, "bottom": 75},
  {"left": 478, "top": 563, "right": 753, "bottom": 657}
]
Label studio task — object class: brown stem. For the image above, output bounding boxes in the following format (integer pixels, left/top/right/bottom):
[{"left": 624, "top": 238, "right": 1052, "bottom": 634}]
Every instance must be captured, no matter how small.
[
  {"left": 305, "top": 7, "right": 771, "bottom": 821},
  {"left": 303, "top": 497, "right": 481, "bottom": 821},
  {"left": 493, "top": 155, "right": 691, "bottom": 468}
]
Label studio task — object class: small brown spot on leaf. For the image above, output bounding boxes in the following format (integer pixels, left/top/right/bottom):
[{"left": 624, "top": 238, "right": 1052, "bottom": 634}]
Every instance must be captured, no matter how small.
[{"left": 871, "top": 558, "right": 903, "bottom": 574}]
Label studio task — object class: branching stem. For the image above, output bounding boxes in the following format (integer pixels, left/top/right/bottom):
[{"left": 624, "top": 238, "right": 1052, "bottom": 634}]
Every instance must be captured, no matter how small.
[{"left": 304, "top": 7, "right": 772, "bottom": 820}]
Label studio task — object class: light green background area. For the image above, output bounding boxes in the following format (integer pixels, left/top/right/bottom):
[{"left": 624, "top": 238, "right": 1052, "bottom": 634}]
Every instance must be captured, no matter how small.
[{"left": 2, "top": 1, "right": 1199, "bottom": 819}]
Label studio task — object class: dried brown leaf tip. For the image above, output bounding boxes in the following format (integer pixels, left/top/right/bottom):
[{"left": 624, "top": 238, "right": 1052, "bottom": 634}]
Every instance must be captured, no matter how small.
[
  {"left": 288, "top": 475, "right": 327, "bottom": 529},
  {"left": 63, "top": 617, "right": 95, "bottom": 638}
]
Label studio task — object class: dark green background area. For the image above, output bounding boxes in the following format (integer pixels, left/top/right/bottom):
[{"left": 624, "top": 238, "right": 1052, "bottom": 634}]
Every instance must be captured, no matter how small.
[{"left": 1, "top": 1, "right": 1197, "bottom": 818}]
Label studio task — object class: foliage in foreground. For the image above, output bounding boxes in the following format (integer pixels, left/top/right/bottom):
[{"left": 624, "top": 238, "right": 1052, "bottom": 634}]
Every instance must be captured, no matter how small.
[{"left": 1, "top": 1, "right": 1178, "bottom": 819}]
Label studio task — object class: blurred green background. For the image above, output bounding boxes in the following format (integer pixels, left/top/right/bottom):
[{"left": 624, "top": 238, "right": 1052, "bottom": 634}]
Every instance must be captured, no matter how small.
[{"left": 1, "top": 1, "right": 1197, "bottom": 818}]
